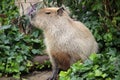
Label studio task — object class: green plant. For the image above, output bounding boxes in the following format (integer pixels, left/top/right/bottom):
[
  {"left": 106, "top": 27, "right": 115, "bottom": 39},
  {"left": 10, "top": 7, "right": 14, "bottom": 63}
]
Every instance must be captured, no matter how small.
[
  {"left": 34, "top": 60, "right": 51, "bottom": 70},
  {"left": 0, "top": 0, "right": 19, "bottom": 25},
  {"left": 59, "top": 54, "right": 117, "bottom": 80},
  {"left": 0, "top": 24, "right": 45, "bottom": 77},
  {"left": 0, "top": 0, "right": 47, "bottom": 78}
]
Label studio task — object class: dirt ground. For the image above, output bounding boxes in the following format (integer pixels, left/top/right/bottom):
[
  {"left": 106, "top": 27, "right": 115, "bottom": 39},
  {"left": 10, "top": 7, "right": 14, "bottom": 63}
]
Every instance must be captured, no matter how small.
[{"left": 0, "top": 70, "right": 52, "bottom": 80}]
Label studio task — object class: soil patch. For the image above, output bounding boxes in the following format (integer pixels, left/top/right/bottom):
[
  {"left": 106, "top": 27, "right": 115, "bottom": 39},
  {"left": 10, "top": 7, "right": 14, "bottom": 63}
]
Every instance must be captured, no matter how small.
[{"left": 0, "top": 70, "right": 52, "bottom": 80}]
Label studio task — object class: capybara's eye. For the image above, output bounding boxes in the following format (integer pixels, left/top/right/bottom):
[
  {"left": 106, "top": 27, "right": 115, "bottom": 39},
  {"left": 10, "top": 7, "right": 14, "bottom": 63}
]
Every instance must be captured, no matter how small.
[{"left": 45, "top": 11, "right": 51, "bottom": 14}]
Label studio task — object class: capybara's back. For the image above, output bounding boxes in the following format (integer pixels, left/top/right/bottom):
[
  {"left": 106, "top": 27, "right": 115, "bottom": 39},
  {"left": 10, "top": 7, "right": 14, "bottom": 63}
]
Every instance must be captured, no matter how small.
[{"left": 30, "top": 7, "right": 98, "bottom": 80}]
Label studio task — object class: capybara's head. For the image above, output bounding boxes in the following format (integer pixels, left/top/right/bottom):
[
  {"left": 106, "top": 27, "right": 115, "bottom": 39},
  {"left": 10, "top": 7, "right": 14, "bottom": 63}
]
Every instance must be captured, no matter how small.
[{"left": 30, "top": 7, "right": 70, "bottom": 30}]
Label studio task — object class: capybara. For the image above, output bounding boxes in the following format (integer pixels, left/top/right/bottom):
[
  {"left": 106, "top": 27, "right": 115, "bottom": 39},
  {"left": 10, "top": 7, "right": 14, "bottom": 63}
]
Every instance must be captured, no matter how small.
[{"left": 30, "top": 7, "right": 98, "bottom": 80}]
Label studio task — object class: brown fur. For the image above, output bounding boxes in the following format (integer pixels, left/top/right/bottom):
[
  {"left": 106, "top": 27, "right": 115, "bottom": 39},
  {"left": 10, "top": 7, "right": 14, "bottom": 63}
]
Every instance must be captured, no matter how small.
[
  {"left": 30, "top": 7, "right": 98, "bottom": 80},
  {"left": 51, "top": 51, "right": 70, "bottom": 70}
]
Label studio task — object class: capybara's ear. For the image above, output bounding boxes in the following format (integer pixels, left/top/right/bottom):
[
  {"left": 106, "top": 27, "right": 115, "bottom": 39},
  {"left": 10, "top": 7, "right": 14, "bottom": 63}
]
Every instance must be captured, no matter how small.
[{"left": 57, "top": 7, "right": 64, "bottom": 16}]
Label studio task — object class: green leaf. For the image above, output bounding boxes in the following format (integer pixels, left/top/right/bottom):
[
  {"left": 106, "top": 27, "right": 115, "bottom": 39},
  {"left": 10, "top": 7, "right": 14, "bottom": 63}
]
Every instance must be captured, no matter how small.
[
  {"left": 87, "top": 72, "right": 94, "bottom": 78},
  {"left": 103, "top": 33, "right": 113, "bottom": 42},
  {"left": 92, "top": 2, "right": 102, "bottom": 11},
  {"left": 16, "top": 55, "right": 23, "bottom": 63},
  {"left": 0, "top": 25, "right": 11, "bottom": 30},
  {"left": 19, "top": 66, "right": 25, "bottom": 71},
  {"left": 105, "top": 78, "right": 112, "bottom": 80},
  {"left": 31, "top": 49, "right": 40, "bottom": 54},
  {"left": 102, "top": 73, "right": 107, "bottom": 78},
  {"left": 60, "top": 71, "right": 68, "bottom": 77},
  {"left": 95, "top": 70, "right": 102, "bottom": 77},
  {"left": 59, "top": 71, "right": 70, "bottom": 80},
  {"left": 89, "top": 53, "right": 97, "bottom": 61},
  {"left": 93, "top": 65, "right": 99, "bottom": 70},
  {"left": 31, "top": 39, "right": 40, "bottom": 43},
  {"left": 13, "top": 73, "right": 20, "bottom": 79},
  {"left": 26, "top": 60, "right": 33, "bottom": 67}
]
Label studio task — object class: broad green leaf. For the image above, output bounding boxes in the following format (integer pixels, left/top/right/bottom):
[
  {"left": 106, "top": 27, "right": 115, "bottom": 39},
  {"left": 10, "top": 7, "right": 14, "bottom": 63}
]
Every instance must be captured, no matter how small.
[
  {"left": 95, "top": 70, "right": 102, "bottom": 76},
  {"left": 89, "top": 53, "right": 97, "bottom": 61},
  {"left": 0, "top": 25, "right": 11, "bottom": 30}
]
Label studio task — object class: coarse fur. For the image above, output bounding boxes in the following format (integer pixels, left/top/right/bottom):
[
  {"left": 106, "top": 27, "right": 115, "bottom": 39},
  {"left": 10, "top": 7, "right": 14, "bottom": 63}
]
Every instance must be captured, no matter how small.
[{"left": 30, "top": 7, "right": 98, "bottom": 80}]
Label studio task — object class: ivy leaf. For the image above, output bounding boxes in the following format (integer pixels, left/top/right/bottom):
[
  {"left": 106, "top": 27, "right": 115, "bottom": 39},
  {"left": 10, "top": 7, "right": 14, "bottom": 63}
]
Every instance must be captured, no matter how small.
[
  {"left": 89, "top": 53, "right": 97, "bottom": 61},
  {"left": 31, "top": 49, "right": 40, "bottom": 54},
  {"left": 92, "top": 2, "right": 102, "bottom": 11},
  {"left": 0, "top": 25, "right": 11, "bottom": 30},
  {"left": 95, "top": 69, "right": 102, "bottom": 77},
  {"left": 19, "top": 66, "right": 25, "bottom": 71}
]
